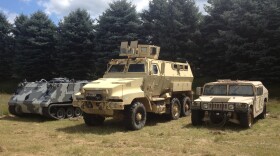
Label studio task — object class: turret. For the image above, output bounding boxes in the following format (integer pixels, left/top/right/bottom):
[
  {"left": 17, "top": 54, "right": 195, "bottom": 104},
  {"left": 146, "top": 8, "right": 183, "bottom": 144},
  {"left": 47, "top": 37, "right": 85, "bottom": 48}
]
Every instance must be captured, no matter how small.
[{"left": 119, "top": 41, "right": 160, "bottom": 59}]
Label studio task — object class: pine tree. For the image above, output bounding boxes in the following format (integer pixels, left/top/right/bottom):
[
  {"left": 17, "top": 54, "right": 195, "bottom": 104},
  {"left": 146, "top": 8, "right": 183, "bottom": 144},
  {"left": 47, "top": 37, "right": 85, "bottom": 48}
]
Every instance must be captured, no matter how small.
[
  {"left": 141, "top": 0, "right": 201, "bottom": 61},
  {"left": 56, "top": 9, "right": 96, "bottom": 79},
  {"left": 96, "top": 0, "right": 141, "bottom": 53},
  {"left": 0, "top": 12, "right": 13, "bottom": 80},
  {"left": 13, "top": 11, "right": 56, "bottom": 80}
]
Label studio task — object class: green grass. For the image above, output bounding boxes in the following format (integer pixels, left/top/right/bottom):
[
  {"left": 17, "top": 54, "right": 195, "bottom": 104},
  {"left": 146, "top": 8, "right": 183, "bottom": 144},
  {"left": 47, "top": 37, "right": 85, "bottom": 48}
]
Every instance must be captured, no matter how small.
[
  {"left": 0, "top": 94, "right": 10, "bottom": 116},
  {"left": 0, "top": 93, "right": 280, "bottom": 155}
]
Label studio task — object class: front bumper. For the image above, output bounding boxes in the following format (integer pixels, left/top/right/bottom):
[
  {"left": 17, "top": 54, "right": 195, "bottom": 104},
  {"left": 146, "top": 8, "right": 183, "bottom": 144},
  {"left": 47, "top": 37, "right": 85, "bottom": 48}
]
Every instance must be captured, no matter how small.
[
  {"left": 191, "top": 102, "right": 249, "bottom": 112},
  {"left": 75, "top": 100, "right": 125, "bottom": 111}
]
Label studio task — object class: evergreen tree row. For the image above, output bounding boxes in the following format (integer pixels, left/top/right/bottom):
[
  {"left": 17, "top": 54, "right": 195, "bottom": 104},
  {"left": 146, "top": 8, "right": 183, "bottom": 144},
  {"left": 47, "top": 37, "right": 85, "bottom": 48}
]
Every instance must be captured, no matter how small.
[{"left": 0, "top": 0, "right": 279, "bottom": 82}]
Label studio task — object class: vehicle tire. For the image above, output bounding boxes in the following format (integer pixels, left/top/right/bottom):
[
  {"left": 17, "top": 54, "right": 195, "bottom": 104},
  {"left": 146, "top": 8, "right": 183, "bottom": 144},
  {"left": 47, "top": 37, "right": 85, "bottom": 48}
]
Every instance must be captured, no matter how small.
[
  {"left": 65, "top": 107, "right": 74, "bottom": 118},
  {"left": 181, "top": 96, "right": 191, "bottom": 117},
  {"left": 259, "top": 102, "right": 267, "bottom": 119},
  {"left": 56, "top": 107, "right": 66, "bottom": 119},
  {"left": 191, "top": 110, "right": 204, "bottom": 126},
  {"left": 74, "top": 107, "right": 83, "bottom": 117},
  {"left": 240, "top": 108, "right": 253, "bottom": 128},
  {"left": 125, "top": 101, "right": 147, "bottom": 130},
  {"left": 83, "top": 113, "right": 105, "bottom": 126},
  {"left": 169, "top": 97, "right": 181, "bottom": 120}
]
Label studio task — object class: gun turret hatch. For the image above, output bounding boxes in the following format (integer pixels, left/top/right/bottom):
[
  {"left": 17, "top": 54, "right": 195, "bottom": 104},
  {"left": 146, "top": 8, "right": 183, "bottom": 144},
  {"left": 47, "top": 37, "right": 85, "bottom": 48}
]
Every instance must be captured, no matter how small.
[{"left": 119, "top": 41, "right": 160, "bottom": 59}]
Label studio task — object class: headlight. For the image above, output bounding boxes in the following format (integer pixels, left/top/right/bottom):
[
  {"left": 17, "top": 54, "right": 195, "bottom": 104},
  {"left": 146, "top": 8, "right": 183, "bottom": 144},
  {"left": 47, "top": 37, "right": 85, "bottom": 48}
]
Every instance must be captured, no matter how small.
[
  {"left": 236, "top": 103, "right": 248, "bottom": 109},
  {"left": 202, "top": 103, "right": 208, "bottom": 109},
  {"left": 228, "top": 104, "right": 234, "bottom": 110}
]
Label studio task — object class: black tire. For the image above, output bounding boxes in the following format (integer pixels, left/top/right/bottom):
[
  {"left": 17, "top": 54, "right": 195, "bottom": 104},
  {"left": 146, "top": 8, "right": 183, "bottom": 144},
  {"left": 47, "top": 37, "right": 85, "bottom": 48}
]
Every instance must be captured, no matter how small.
[
  {"left": 240, "top": 108, "right": 253, "bottom": 128},
  {"left": 125, "top": 101, "right": 147, "bottom": 130},
  {"left": 169, "top": 97, "right": 181, "bottom": 120},
  {"left": 56, "top": 108, "right": 66, "bottom": 119},
  {"left": 181, "top": 96, "right": 191, "bottom": 117},
  {"left": 191, "top": 110, "right": 204, "bottom": 126},
  {"left": 74, "top": 107, "right": 83, "bottom": 117},
  {"left": 83, "top": 113, "right": 105, "bottom": 126},
  {"left": 259, "top": 102, "right": 267, "bottom": 119},
  {"left": 65, "top": 107, "right": 74, "bottom": 118}
]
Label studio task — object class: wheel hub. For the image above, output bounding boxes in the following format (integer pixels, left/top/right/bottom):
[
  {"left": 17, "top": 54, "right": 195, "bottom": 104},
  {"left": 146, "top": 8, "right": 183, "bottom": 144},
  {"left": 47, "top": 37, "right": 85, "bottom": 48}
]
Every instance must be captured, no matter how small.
[
  {"left": 172, "top": 104, "right": 179, "bottom": 117},
  {"left": 136, "top": 113, "right": 142, "bottom": 121}
]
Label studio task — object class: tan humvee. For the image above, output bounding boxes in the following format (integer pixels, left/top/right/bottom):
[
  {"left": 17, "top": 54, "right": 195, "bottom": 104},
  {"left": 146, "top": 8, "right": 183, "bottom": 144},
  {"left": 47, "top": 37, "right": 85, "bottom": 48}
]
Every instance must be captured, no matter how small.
[
  {"left": 74, "top": 41, "right": 193, "bottom": 130},
  {"left": 191, "top": 80, "right": 268, "bottom": 128}
]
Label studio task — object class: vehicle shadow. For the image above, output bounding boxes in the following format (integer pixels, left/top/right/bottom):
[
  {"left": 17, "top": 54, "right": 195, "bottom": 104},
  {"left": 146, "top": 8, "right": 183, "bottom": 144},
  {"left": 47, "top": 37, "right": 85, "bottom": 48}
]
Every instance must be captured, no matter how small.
[
  {"left": 0, "top": 114, "right": 54, "bottom": 123},
  {"left": 182, "top": 117, "right": 264, "bottom": 132},
  {"left": 56, "top": 113, "right": 172, "bottom": 135}
]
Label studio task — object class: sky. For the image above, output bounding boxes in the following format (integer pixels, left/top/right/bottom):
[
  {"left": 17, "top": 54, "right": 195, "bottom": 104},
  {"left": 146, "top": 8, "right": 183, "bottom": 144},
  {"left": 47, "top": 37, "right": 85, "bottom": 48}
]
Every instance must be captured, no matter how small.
[{"left": 0, "top": 0, "right": 208, "bottom": 24}]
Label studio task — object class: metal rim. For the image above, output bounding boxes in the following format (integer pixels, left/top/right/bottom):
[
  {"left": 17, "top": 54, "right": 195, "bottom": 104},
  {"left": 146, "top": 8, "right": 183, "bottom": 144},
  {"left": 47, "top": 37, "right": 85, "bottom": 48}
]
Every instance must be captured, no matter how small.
[
  {"left": 172, "top": 103, "right": 179, "bottom": 118},
  {"left": 56, "top": 108, "right": 65, "bottom": 119}
]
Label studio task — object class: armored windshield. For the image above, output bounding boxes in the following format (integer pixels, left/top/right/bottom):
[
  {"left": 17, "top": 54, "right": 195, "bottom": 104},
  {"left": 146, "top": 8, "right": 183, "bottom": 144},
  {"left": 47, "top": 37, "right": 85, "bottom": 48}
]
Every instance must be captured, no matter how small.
[
  {"left": 203, "top": 85, "right": 227, "bottom": 95},
  {"left": 108, "top": 64, "right": 125, "bottom": 72},
  {"left": 128, "top": 64, "right": 145, "bottom": 72},
  {"left": 229, "top": 85, "right": 254, "bottom": 96}
]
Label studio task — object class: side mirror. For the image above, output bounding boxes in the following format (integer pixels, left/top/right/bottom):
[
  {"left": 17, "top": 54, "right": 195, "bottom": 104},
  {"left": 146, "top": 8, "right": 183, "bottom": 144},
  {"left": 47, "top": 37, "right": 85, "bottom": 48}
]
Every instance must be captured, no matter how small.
[{"left": 196, "top": 87, "right": 203, "bottom": 96}]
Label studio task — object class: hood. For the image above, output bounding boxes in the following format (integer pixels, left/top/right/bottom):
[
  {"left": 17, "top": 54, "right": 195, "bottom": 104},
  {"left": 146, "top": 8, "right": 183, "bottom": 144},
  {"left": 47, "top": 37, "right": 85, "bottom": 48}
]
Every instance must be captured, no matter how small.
[
  {"left": 83, "top": 78, "right": 143, "bottom": 90},
  {"left": 195, "top": 96, "right": 254, "bottom": 104}
]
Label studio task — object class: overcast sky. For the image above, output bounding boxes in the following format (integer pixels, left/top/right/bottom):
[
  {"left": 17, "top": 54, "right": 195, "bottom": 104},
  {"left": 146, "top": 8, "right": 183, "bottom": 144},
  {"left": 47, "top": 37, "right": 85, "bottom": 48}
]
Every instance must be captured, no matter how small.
[{"left": 0, "top": 0, "right": 208, "bottom": 24}]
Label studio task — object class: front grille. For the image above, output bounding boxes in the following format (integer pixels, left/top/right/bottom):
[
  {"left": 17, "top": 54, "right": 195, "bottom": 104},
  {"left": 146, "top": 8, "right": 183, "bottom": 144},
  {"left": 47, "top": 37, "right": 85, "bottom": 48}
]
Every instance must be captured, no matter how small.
[
  {"left": 210, "top": 103, "right": 228, "bottom": 110},
  {"left": 85, "top": 94, "right": 103, "bottom": 101}
]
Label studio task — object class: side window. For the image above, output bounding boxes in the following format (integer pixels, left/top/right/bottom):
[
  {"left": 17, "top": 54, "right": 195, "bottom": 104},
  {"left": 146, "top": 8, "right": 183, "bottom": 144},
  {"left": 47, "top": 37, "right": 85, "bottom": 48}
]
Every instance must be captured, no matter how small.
[
  {"left": 257, "top": 87, "right": 263, "bottom": 96},
  {"left": 152, "top": 64, "right": 159, "bottom": 75}
]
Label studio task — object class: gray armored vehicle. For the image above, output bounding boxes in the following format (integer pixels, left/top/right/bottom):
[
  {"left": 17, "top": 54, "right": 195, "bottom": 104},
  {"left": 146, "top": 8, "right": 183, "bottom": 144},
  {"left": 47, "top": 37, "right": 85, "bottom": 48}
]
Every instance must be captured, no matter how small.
[
  {"left": 8, "top": 78, "right": 88, "bottom": 119},
  {"left": 74, "top": 41, "right": 194, "bottom": 130}
]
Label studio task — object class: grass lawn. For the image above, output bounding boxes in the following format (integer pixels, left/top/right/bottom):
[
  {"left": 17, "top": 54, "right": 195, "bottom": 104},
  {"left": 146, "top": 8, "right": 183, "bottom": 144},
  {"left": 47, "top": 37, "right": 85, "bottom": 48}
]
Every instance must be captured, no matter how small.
[{"left": 0, "top": 93, "right": 280, "bottom": 155}]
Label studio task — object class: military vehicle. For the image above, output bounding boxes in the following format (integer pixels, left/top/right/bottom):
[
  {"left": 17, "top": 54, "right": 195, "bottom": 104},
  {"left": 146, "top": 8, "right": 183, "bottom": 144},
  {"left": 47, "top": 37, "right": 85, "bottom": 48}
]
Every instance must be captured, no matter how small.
[
  {"left": 8, "top": 78, "right": 88, "bottom": 119},
  {"left": 74, "top": 41, "right": 193, "bottom": 130},
  {"left": 191, "top": 80, "right": 268, "bottom": 128}
]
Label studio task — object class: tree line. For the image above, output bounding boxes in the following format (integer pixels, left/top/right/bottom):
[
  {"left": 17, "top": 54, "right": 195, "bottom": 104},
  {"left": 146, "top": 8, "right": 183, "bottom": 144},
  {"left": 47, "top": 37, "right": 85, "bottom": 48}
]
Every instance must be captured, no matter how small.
[{"left": 0, "top": 0, "right": 279, "bottom": 82}]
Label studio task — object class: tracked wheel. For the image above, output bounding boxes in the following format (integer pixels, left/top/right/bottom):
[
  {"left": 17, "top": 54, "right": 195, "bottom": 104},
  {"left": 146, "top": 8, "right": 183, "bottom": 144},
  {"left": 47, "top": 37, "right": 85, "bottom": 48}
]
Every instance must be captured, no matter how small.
[
  {"left": 66, "top": 107, "right": 74, "bottom": 118},
  {"left": 56, "top": 107, "right": 66, "bottom": 119},
  {"left": 74, "top": 107, "right": 83, "bottom": 117}
]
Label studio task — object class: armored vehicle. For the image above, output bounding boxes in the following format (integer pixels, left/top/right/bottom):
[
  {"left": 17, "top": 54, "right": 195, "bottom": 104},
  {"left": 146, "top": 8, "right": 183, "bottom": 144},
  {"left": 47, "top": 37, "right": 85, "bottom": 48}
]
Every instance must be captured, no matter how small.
[
  {"left": 8, "top": 78, "right": 88, "bottom": 119},
  {"left": 191, "top": 80, "right": 268, "bottom": 128},
  {"left": 74, "top": 41, "right": 193, "bottom": 130}
]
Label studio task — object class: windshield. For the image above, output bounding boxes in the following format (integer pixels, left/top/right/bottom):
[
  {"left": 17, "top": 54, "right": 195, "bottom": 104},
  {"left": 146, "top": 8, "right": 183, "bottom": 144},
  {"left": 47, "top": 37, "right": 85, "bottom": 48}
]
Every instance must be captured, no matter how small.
[
  {"left": 108, "top": 64, "right": 125, "bottom": 72},
  {"left": 203, "top": 85, "right": 227, "bottom": 95},
  {"left": 229, "top": 85, "right": 254, "bottom": 96},
  {"left": 128, "top": 64, "right": 145, "bottom": 72}
]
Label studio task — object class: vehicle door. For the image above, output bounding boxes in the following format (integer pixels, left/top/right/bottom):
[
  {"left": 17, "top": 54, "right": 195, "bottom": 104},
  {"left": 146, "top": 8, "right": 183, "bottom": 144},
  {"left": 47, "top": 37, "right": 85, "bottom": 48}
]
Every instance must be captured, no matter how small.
[{"left": 255, "top": 86, "right": 264, "bottom": 114}]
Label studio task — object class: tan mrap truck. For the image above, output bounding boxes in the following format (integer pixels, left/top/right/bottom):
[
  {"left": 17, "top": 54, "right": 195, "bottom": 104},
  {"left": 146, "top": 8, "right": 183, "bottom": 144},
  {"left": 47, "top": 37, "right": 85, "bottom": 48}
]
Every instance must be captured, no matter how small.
[
  {"left": 191, "top": 80, "right": 268, "bottom": 128},
  {"left": 74, "top": 41, "right": 193, "bottom": 130}
]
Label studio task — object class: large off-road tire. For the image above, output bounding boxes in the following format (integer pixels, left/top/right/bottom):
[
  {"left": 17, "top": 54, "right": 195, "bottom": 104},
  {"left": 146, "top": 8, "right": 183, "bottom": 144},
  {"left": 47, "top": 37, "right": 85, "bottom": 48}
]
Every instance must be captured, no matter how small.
[
  {"left": 181, "top": 96, "right": 191, "bottom": 117},
  {"left": 169, "top": 97, "right": 181, "bottom": 120},
  {"left": 259, "top": 102, "right": 267, "bottom": 119},
  {"left": 56, "top": 107, "right": 66, "bottom": 119},
  {"left": 65, "top": 107, "right": 74, "bottom": 118},
  {"left": 240, "top": 108, "right": 253, "bottom": 128},
  {"left": 125, "top": 101, "right": 147, "bottom": 130},
  {"left": 74, "top": 107, "right": 83, "bottom": 117},
  {"left": 83, "top": 113, "right": 105, "bottom": 126},
  {"left": 191, "top": 110, "right": 204, "bottom": 126}
]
